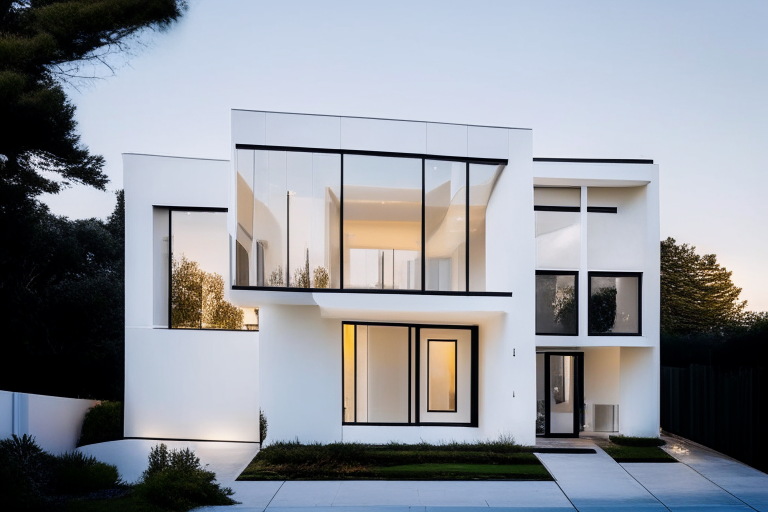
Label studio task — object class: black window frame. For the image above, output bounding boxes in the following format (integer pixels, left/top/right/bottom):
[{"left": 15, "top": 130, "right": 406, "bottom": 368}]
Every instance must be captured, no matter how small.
[
  {"left": 341, "top": 321, "right": 478, "bottom": 427},
  {"left": 587, "top": 271, "right": 643, "bottom": 336},
  {"left": 233, "top": 144, "right": 509, "bottom": 297},
  {"left": 535, "top": 270, "right": 579, "bottom": 336}
]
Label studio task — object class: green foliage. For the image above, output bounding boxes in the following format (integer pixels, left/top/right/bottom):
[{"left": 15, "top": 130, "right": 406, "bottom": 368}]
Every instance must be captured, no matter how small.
[
  {"left": 136, "top": 444, "right": 236, "bottom": 511},
  {"left": 239, "top": 438, "right": 542, "bottom": 481},
  {"left": 171, "top": 254, "right": 244, "bottom": 329},
  {"left": 0, "top": 191, "right": 125, "bottom": 399},
  {"left": 602, "top": 445, "right": 676, "bottom": 462},
  {"left": 78, "top": 401, "right": 123, "bottom": 447},
  {"left": 589, "top": 286, "right": 617, "bottom": 333},
  {"left": 0, "top": 434, "right": 53, "bottom": 510},
  {"left": 609, "top": 435, "right": 666, "bottom": 447},
  {"left": 661, "top": 237, "right": 749, "bottom": 335},
  {"left": 52, "top": 451, "right": 120, "bottom": 494},
  {"left": 293, "top": 248, "right": 311, "bottom": 288},
  {"left": 259, "top": 408, "right": 268, "bottom": 444},
  {"left": 268, "top": 265, "right": 284, "bottom": 286}
]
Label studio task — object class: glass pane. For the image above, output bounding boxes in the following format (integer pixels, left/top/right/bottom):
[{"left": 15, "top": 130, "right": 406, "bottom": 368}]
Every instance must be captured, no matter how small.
[
  {"left": 343, "top": 155, "right": 422, "bottom": 289},
  {"left": 360, "top": 325, "right": 409, "bottom": 423},
  {"left": 343, "top": 324, "right": 355, "bottom": 422},
  {"left": 536, "top": 211, "right": 580, "bottom": 269},
  {"left": 428, "top": 340, "right": 456, "bottom": 412},
  {"left": 235, "top": 150, "right": 254, "bottom": 285},
  {"left": 285, "top": 153, "right": 341, "bottom": 288},
  {"left": 170, "top": 211, "right": 249, "bottom": 330},
  {"left": 425, "top": 160, "right": 466, "bottom": 291},
  {"left": 469, "top": 164, "right": 503, "bottom": 291},
  {"left": 534, "top": 187, "right": 580, "bottom": 207},
  {"left": 536, "top": 353, "right": 545, "bottom": 434},
  {"left": 549, "top": 355, "right": 575, "bottom": 434},
  {"left": 536, "top": 274, "right": 578, "bottom": 335},
  {"left": 589, "top": 275, "right": 640, "bottom": 334},
  {"left": 253, "top": 151, "right": 287, "bottom": 287}
]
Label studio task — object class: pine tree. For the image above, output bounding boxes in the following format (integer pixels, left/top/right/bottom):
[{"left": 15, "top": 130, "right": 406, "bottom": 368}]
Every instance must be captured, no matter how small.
[{"left": 661, "top": 237, "right": 747, "bottom": 335}]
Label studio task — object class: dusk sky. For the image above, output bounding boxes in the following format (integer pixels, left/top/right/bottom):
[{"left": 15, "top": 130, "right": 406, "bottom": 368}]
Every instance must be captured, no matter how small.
[{"left": 43, "top": 0, "right": 768, "bottom": 311}]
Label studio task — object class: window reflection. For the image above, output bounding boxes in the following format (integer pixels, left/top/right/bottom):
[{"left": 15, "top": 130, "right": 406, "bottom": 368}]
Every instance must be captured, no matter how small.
[
  {"left": 589, "top": 274, "right": 641, "bottom": 334},
  {"left": 343, "top": 155, "right": 422, "bottom": 290},
  {"left": 469, "top": 164, "right": 502, "bottom": 291},
  {"left": 425, "top": 160, "right": 466, "bottom": 291},
  {"left": 170, "top": 211, "right": 252, "bottom": 330},
  {"left": 536, "top": 273, "right": 578, "bottom": 335}
]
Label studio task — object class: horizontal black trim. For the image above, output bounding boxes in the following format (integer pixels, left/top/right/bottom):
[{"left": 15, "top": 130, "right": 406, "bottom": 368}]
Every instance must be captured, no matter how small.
[
  {"left": 232, "top": 286, "right": 511, "bottom": 297},
  {"left": 534, "top": 205, "right": 580, "bottom": 212},
  {"left": 123, "top": 437, "right": 258, "bottom": 444},
  {"left": 235, "top": 144, "right": 508, "bottom": 166},
  {"left": 534, "top": 157, "right": 653, "bottom": 164},
  {"left": 231, "top": 108, "right": 531, "bottom": 131},
  {"left": 587, "top": 206, "right": 618, "bottom": 214},
  {"left": 154, "top": 205, "right": 228, "bottom": 212},
  {"left": 342, "top": 422, "right": 474, "bottom": 427}
]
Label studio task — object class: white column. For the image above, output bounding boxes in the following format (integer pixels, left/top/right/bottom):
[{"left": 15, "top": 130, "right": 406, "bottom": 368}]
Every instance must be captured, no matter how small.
[{"left": 579, "top": 186, "right": 588, "bottom": 336}]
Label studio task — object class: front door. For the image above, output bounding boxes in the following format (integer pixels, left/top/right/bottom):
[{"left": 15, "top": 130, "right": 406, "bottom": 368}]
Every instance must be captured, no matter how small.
[{"left": 537, "top": 352, "right": 584, "bottom": 437}]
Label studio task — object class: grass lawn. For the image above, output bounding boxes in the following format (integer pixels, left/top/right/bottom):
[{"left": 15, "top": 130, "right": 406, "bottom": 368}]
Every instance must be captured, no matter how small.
[
  {"left": 238, "top": 440, "right": 553, "bottom": 481},
  {"left": 67, "top": 493, "right": 168, "bottom": 512},
  {"left": 593, "top": 436, "right": 677, "bottom": 463}
]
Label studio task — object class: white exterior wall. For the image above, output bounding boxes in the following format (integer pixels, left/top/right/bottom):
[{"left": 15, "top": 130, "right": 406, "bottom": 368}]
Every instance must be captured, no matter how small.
[
  {"left": 124, "top": 154, "right": 259, "bottom": 442},
  {"left": 124, "top": 111, "right": 660, "bottom": 446},
  {"left": 0, "top": 391, "right": 98, "bottom": 454}
]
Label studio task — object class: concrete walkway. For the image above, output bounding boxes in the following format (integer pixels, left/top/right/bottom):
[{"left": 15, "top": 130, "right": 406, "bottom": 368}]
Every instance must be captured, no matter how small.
[{"left": 193, "top": 435, "right": 767, "bottom": 512}]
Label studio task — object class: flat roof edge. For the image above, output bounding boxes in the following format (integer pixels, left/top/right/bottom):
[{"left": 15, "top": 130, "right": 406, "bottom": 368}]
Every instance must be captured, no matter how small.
[
  {"left": 231, "top": 108, "right": 532, "bottom": 131},
  {"left": 534, "top": 157, "right": 654, "bottom": 164}
]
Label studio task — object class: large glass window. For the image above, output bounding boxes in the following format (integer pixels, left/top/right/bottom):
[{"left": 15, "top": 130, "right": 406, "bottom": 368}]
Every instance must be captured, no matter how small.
[
  {"left": 536, "top": 271, "right": 578, "bottom": 335},
  {"left": 342, "top": 322, "right": 476, "bottom": 426},
  {"left": 170, "top": 210, "right": 251, "bottom": 330},
  {"left": 236, "top": 146, "right": 507, "bottom": 294},
  {"left": 425, "top": 160, "right": 466, "bottom": 291},
  {"left": 589, "top": 273, "right": 641, "bottom": 335},
  {"left": 237, "top": 150, "right": 341, "bottom": 288},
  {"left": 343, "top": 155, "right": 422, "bottom": 290}
]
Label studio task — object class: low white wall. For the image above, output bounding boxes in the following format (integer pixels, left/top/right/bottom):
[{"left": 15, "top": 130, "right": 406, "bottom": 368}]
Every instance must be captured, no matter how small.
[
  {"left": 124, "top": 327, "right": 259, "bottom": 442},
  {"left": 0, "top": 390, "right": 98, "bottom": 454}
]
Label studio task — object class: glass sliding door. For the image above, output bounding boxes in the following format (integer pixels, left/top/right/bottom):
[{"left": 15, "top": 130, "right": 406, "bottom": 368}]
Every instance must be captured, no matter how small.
[
  {"left": 543, "top": 352, "right": 584, "bottom": 437},
  {"left": 425, "top": 160, "right": 466, "bottom": 291}
]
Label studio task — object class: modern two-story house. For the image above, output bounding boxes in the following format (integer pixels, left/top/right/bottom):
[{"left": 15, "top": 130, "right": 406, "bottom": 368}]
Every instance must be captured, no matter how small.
[{"left": 123, "top": 110, "right": 660, "bottom": 446}]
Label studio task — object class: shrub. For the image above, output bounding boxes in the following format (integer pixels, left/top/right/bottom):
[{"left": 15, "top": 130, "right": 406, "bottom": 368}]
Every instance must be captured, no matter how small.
[
  {"left": 52, "top": 451, "right": 121, "bottom": 494},
  {"left": 78, "top": 401, "right": 123, "bottom": 446},
  {"left": 609, "top": 435, "right": 666, "bottom": 447},
  {"left": 0, "top": 434, "right": 53, "bottom": 510},
  {"left": 135, "top": 443, "right": 236, "bottom": 511},
  {"left": 260, "top": 408, "right": 268, "bottom": 444}
]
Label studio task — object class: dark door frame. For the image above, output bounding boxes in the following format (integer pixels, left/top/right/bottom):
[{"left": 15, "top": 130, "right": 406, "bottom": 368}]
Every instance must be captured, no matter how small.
[{"left": 541, "top": 351, "right": 584, "bottom": 438}]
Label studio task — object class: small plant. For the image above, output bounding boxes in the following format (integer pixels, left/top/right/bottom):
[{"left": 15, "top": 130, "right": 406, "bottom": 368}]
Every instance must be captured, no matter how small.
[
  {"left": 0, "top": 434, "right": 53, "bottom": 509},
  {"left": 78, "top": 401, "right": 123, "bottom": 446},
  {"left": 313, "top": 266, "right": 330, "bottom": 288},
  {"left": 52, "top": 451, "right": 120, "bottom": 494},
  {"left": 293, "top": 249, "right": 311, "bottom": 288},
  {"left": 136, "top": 443, "right": 236, "bottom": 511},
  {"left": 260, "top": 408, "right": 268, "bottom": 444},
  {"left": 268, "top": 265, "right": 284, "bottom": 286},
  {"left": 609, "top": 435, "right": 666, "bottom": 447}
]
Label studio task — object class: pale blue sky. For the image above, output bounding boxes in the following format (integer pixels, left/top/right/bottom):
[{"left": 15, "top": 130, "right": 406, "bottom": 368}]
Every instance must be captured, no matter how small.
[{"left": 43, "top": 0, "right": 768, "bottom": 311}]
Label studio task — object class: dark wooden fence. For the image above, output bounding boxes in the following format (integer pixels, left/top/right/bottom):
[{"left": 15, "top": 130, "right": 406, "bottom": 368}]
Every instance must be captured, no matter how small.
[{"left": 661, "top": 364, "right": 768, "bottom": 473}]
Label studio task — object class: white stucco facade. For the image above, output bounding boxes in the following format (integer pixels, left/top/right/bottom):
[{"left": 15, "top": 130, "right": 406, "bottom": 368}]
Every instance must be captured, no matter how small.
[{"left": 123, "top": 111, "right": 660, "bottom": 446}]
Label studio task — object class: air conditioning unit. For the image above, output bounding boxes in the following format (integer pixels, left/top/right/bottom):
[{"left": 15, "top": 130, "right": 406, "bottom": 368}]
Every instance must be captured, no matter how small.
[{"left": 594, "top": 404, "right": 619, "bottom": 432}]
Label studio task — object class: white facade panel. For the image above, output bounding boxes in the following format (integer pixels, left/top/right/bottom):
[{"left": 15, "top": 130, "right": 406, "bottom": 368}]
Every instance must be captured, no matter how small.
[
  {"left": 468, "top": 126, "right": 509, "bottom": 159},
  {"left": 426, "top": 123, "right": 467, "bottom": 157},
  {"left": 231, "top": 110, "right": 266, "bottom": 145},
  {"left": 340, "top": 117, "right": 426, "bottom": 154},
  {"left": 124, "top": 327, "right": 259, "bottom": 442},
  {"left": 265, "top": 112, "right": 340, "bottom": 149}
]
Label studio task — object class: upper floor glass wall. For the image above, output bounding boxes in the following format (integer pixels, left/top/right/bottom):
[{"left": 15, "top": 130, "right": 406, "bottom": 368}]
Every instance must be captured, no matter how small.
[
  {"left": 534, "top": 187, "right": 581, "bottom": 270},
  {"left": 236, "top": 147, "right": 506, "bottom": 293}
]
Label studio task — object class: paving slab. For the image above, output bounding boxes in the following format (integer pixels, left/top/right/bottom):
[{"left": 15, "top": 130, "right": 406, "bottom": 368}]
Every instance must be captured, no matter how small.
[
  {"left": 622, "top": 462, "right": 751, "bottom": 511},
  {"left": 662, "top": 435, "right": 768, "bottom": 512},
  {"left": 536, "top": 450, "right": 667, "bottom": 511}
]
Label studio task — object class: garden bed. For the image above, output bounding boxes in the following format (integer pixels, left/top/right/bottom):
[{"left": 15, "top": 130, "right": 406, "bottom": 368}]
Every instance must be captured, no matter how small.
[
  {"left": 237, "top": 440, "right": 553, "bottom": 481},
  {"left": 595, "top": 436, "right": 677, "bottom": 463}
]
